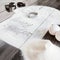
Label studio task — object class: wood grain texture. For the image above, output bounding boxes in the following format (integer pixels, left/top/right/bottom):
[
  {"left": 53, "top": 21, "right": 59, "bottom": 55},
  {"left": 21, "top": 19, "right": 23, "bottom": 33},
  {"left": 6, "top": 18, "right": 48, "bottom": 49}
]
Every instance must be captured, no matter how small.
[
  {"left": 38, "top": 0, "right": 60, "bottom": 10},
  {"left": 0, "top": 40, "right": 23, "bottom": 60}
]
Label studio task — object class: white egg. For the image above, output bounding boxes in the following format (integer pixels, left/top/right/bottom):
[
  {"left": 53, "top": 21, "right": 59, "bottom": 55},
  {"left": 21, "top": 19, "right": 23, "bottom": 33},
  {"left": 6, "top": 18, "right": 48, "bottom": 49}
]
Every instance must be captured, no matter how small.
[
  {"left": 55, "top": 31, "right": 60, "bottom": 41},
  {"left": 49, "top": 24, "right": 60, "bottom": 35}
]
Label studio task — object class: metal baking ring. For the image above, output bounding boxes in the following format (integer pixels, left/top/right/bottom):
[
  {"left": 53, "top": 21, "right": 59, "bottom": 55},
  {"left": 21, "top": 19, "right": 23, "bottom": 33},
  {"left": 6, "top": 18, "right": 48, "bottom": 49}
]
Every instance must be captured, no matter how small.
[{"left": 28, "top": 12, "right": 38, "bottom": 18}]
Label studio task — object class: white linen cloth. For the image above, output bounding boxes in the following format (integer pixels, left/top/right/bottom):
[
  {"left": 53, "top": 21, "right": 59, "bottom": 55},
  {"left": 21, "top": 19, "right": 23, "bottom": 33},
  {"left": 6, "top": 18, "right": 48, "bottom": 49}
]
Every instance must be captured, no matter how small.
[{"left": 0, "top": 6, "right": 60, "bottom": 48}]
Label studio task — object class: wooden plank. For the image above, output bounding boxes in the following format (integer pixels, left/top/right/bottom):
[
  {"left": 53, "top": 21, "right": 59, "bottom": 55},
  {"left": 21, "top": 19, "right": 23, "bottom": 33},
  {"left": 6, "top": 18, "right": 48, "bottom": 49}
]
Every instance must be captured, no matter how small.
[
  {"left": 0, "top": 11, "right": 14, "bottom": 23},
  {"left": 0, "top": 40, "right": 21, "bottom": 60}
]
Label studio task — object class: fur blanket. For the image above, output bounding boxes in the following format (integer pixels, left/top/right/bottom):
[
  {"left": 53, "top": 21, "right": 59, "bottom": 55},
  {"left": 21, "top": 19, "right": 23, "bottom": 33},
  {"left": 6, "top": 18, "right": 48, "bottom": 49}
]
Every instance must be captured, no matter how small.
[{"left": 21, "top": 39, "right": 60, "bottom": 60}]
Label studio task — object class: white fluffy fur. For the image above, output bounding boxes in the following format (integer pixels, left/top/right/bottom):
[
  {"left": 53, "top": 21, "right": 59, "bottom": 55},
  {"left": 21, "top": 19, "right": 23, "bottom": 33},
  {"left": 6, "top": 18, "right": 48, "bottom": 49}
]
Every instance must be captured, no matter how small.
[{"left": 21, "top": 39, "right": 60, "bottom": 60}]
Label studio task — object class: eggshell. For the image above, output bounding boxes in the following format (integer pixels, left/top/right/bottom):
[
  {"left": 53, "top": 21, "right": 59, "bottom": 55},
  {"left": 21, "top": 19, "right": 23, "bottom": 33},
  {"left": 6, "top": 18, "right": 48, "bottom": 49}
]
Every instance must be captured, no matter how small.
[
  {"left": 55, "top": 31, "right": 60, "bottom": 41},
  {"left": 49, "top": 24, "right": 60, "bottom": 35}
]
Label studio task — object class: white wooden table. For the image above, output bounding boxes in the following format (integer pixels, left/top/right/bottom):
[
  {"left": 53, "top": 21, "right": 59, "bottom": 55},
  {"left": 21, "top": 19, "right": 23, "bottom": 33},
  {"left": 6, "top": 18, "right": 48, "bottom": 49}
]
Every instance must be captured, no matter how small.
[{"left": 0, "top": 6, "right": 60, "bottom": 49}]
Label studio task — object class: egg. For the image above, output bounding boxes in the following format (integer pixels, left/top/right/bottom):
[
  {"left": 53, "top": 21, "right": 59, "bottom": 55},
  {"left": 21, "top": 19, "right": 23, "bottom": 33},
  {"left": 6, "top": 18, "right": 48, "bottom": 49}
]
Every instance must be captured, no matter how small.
[
  {"left": 49, "top": 24, "right": 60, "bottom": 35},
  {"left": 55, "top": 31, "right": 60, "bottom": 41}
]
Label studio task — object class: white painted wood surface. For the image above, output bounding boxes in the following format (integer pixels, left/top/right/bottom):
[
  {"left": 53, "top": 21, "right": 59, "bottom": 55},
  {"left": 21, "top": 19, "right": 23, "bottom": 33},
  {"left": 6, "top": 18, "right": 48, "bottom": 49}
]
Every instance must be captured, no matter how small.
[{"left": 0, "top": 6, "right": 60, "bottom": 49}]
